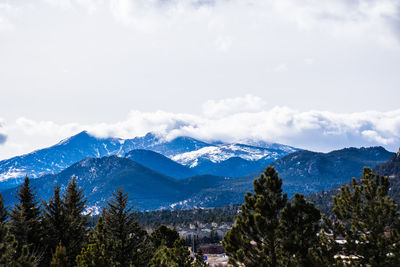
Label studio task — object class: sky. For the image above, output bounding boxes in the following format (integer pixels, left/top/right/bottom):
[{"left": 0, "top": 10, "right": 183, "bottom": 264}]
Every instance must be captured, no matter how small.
[{"left": 0, "top": 0, "right": 400, "bottom": 160}]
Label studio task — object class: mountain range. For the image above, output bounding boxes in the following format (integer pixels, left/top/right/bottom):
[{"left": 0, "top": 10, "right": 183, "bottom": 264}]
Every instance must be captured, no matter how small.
[
  {"left": 0, "top": 131, "right": 297, "bottom": 190},
  {"left": 1, "top": 141, "right": 394, "bottom": 211},
  {"left": 306, "top": 148, "right": 400, "bottom": 215}
]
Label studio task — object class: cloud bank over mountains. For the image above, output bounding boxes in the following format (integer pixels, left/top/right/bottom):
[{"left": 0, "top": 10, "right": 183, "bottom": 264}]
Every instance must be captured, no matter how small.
[
  {"left": 1, "top": 0, "right": 400, "bottom": 122},
  {"left": 1, "top": 95, "right": 400, "bottom": 160},
  {"left": 1, "top": 1, "right": 399, "bottom": 159}
]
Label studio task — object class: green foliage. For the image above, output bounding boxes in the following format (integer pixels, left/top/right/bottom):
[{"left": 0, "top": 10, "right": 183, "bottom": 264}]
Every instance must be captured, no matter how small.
[
  {"left": 150, "top": 238, "right": 193, "bottom": 267},
  {"left": 88, "top": 213, "right": 107, "bottom": 248},
  {"left": 0, "top": 193, "right": 8, "bottom": 223},
  {"left": 63, "top": 176, "right": 89, "bottom": 265},
  {"left": 280, "top": 193, "right": 321, "bottom": 266},
  {"left": 223, "top": 166, "right": 287, "bottom": 267},
  {"left": 308, "top": 216, "right": 342, "bottom": 266},
  {"left": 76, "top": 243, "right": 113, "bottom": 267},
  {"left": 43, "top": 185, "right": 67, "bottom": 264},
  {"left": 15, "top": 245, "right": 37, "bottom": 266},
  {"left": 150, "top": 245, "right": 179, "bottom": 267},
  {"left": 103, "top": 188, "right": 150, "bottom": 266},
  {"left": 135, "top": 205, "right": 239, "bottom": 228},
  {"left": 151, "top": 225, "right": 180, "bottom": 249},
  {"left": 0, "top": 222, "right": 17, "bottom": 265},
  {"left": 193, "top": 248, "right": 208, "bottom": 267},
  {"left": 50, "top": 242, "right": 68, "bottom": 267},
  {"left": 332, "top": 167, "right": 400, "bottom": 266},
  {"left": 9, "top": 176, "right": 43, "bottom": 256}
]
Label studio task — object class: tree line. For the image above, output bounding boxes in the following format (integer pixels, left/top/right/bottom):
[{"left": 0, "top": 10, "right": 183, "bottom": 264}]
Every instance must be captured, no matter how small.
[
  {"left": 0, "top": 177, "right": 208, "bottom": 266},
  {"left": 135, "top": 205, "right": 239, "bottom": 228},
  {"left": 1, "top": 166, "right": 400, "bottom": 266},
  {"left": 223, "top": 166, "right": 400, "bottom": 266}
]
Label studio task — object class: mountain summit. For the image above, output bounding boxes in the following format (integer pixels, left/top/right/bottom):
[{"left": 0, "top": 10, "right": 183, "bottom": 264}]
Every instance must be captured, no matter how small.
[{"left": 0, "top": 131, "right": 297, "bottom": 189}]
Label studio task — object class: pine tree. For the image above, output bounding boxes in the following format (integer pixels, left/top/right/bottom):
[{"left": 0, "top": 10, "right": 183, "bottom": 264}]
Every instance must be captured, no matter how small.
[
  {"left": 43, "top": 185, "right": 67, "bottom": 264},
  {"left": 9, "top": 176, "right": 43, "bottom": 256},
  {"left": 222, "top": 166, "right": 287, "bottom": 267},
  {"left": 76, "top": 243, "right": 113, "bottom": 267},
  {"left": 88, "top": 213, "right": 107, "bottom": 248},
  {"left": 308, "top": 216, "right": 342, "bottom": 267},
  {"left": 150, "top": 238, "right": 193, "bottom": 267},
  {"left": 0, "top": 222, "right": 17, "bottom": 265},
  {"left": 50, "top": 241, "right": 68, "bottom": 267},
  {"left": 0, "top": 193, "right": 8, "bottom": 223},
  {"left": 151, "top": 225, "right": 180, "bottom": 249},
  {"left": 16, "top": 245, "right": 37, "bottom": 266},
  {"left": 104, "top": 188, "right": 150, "bottom": 266},
  {"left": 332, "top": 167, "right": 400, "bottom": 266},
  {"left": 63, "top": 176, "right": 89, "bottom": 265},
  {"left": 279, "top": 193, "right": 321, "bottom": 266},
  {"left": 194, "top": 248, "right": 208, "bottom": 267},
  {"left": 150, "top": 245, "right": 179, "bottom": 267},
  {"left": 172, "top": 238, "right": 193, "bottom": 267}
]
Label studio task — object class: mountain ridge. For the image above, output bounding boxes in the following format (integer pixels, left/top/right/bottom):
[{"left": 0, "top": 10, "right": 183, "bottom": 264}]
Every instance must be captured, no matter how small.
[
  {"left": 2, "top": 146, "right": 393, "bottom": 211},
  {"left": 0, "top": 131, "right": 297, "bottom": 189}
]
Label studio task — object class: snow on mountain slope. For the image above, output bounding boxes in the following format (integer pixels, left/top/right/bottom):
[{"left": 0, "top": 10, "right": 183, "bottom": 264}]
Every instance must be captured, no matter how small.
[
  {"left": 171, "top": 143, "right": 292, "bottom": 168},
  {"left": 0, "top": 131, "right": 298, "bottom": 189}
]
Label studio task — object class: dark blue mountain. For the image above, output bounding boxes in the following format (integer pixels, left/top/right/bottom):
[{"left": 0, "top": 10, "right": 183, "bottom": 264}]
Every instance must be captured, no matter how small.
[
  {"left": 190, "top": 156, "right": 267, "bottom": 178},
  {"left": 3, "top": 146, "right": 393, "bottom": 211},
  {"left": 270, "top": 146, "right": 394, "bottom": 193},
  {"left": 307, "top": 147, "right": 400, "bottom": 215},
  {"left": 0, "top": 131, "right": 129, "bottom": 190},
  {"left": 1, "top": 156, "right": 185, "bottom": 211},
  {"left": 125, "top": 149, "right": 197, "bottom": 179},
  {"left": 0, "top": 131, "right": 297, "bottom": 190},
  {"left": 170, "top": 146, "right": 395, "bottom": 208}
]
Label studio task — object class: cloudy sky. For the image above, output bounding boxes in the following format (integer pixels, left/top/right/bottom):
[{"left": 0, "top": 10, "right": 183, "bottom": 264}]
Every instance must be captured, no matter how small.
[{"left": 1, "top": 0, "right": 400, "bottom": 160}]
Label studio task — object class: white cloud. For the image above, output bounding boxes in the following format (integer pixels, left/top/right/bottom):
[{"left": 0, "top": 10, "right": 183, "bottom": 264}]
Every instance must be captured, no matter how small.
[
  {"left": 274, "top": 63, "right": 288, "bottom": 73},
  {"left": 0, "top": 1, "right": 400, "bottom": 158},
  {"left": 0, "top": 118, "right": 7, "bottom": 145},
  {"left": 2, "top": 96, "right": 400, "bottom": 160},
  {"left": 215, "top": 35, "right": 232, "bottom": 51},
  {"left": 202, "top": 95, "right": 266, "bottom": 118},
  {"left": 304, "top": 58, "right": 314, "bottom": 65}
]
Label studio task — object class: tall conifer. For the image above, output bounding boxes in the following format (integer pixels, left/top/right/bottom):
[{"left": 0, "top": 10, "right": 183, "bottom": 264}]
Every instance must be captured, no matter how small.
[
  {"left": 280, "top": 193, "right": 321, "bottom": 266},
  {"left": 104, "top": 188, "right": 149, "bottom": 266},
  {"left": 0, "top": 193, "right": 8, "bottom": 223},
  {"left": 332, "top": 167, "right": 400, "bottom": 266},
  {"left": 0, "top": 222, "right": 17, "bottom": 265},
  {"left": 9, "top": 176, "right": 43, "bottom": 256},
  {"left": 43, "top": 185, "right": 67, "bottom": 264},
  {"left": 223, "top": 166, "right": 287, "bottom": 267},
  {"left": 63, "top": 176, "right": 89, "bottom": 265}
]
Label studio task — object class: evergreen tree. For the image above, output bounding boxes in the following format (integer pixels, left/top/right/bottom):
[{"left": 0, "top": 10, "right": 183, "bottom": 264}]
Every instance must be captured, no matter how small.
[
  {"left": 50, "top": 242, "right": 68, "bottom": 267},
  {"left": 104, "top": 188, "right": 150, "bottom": 266},
  {"left": 172, "top": 239, "right": 193, "bottom": 267},
  {"left": 151, "top": 225, "right": 180, "bottom": 249},
  {"left": 194, "top": 248, "right": 208, "bottom": 267},
  {"left": 0, "top": 222, "right": 17, "bottom": 265},
  {"left": 150, "top": 245, "right": 179, "bottom": 267},
  {"left": 43, "top": 185, "right": 67, "bottom": 264},
  {"left": 88, "top": 212, "right": 107, "bottom": 248},
  {"left": 9, "top": 176, "right": 43, "bottom": 257},
  {"left": 308, "top": 216, "right": 342, "bottom": 267},
  {"left": 222, "top": 166, "right": 287, "bottom": 267},
  {"left": 16, "top": 245, "right": 37, "bottom": 266},
  {"left": 332, "top": 167, "right": 400, "bottom": 266},
  {"left": 0, "top": 193, "right": 8, "bottom": 223},
  {"left": 76, "top": 243, "right": 113, "bottom": 267},
  {"left": 150, "top": 239, "right": 193, "bottom": 267},
  {"left": 63, "top": 176, "right": 89, "bottom": 265},
  {"left": 279, "top": 193, "right": 321, "bottom": 266}
]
